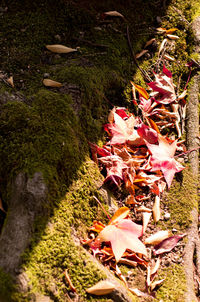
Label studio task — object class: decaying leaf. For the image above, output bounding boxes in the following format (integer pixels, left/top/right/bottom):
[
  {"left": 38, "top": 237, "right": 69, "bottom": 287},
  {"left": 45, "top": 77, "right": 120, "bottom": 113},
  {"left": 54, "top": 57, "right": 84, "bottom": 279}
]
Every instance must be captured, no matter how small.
[
  {"left": 144, "top": 38, "right": 156, "bottom": 49},
  {"left": 158, "top": 38, "right": 167, "bottom": 57},
  {"left": 145, "top": 230, "right": 170, "bottom": 245},
  {"left": 86, "top": 280, "right": 115, "bottom": 295},
  {"left": 154, "top": 234, "right": 186, "bottom": 255},
  {"left": 143, "top": 212, "right": 152, "bottom": 234},
  {"left": 152, "top": 195, "right": 161, "bottom": 222},
  {"left": 156, "top": 27, "right": 167, "bottom": 33},
  {"left": 104, "top": 11, "right": 124, "bottom": 18},
  {"left": 150, "top": 278, "right": 165, "bottom": 291},
  {"left": 46, "top": 44, "right": 77, "bottom": 53},
  {"left": 43, "top": 79, "right": 62, "bottom": 87},
  {"left": 135, "top": 49, "right": 148, "bottom": 59},
  {"left": 6, "top": 76, "right": 14, "bottom": 87},
  {"left": 129, "top": 287, "right": 151, "bottom": 298}
]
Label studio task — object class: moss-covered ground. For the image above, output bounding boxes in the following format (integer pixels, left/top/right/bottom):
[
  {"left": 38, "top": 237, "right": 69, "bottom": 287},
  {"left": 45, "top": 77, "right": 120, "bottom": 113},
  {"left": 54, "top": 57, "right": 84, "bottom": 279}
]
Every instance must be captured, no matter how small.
[{"left": 0, "top": 0, "right": 199, "bottom": 301}]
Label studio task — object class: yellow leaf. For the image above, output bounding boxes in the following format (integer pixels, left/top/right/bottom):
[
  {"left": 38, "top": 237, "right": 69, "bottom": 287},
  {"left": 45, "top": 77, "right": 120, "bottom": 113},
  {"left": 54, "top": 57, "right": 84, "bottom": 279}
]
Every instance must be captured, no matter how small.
[
  {"left": 109, "top": 206, "right": 130, "bottom": 224},
  {"left": 46, "top": 44, "right": 77, "bottom": 53},
  {"left": 130, "top": 82, "right": 149, "bottom": 100},
  {"left": 86, "top": 280, "right": 115, "bottom": 295},
  {"left": 7, "top": 76, "right": 14, "bottom": 87},
  {"left": 165, "top": 28, "right": 178, "bottom": 34},
  {"left": 43, "top": 79, "right": 62, "bottom": 87}
]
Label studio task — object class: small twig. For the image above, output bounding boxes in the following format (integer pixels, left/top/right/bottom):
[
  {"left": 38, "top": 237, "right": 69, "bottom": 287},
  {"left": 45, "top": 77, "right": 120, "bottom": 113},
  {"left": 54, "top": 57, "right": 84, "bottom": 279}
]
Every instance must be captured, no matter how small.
[
  {"left": 73, "top": 37, "right": 109, "bottom": 49},
  {"left": 64, "top": 269, "right": 77, "bottom": 293},
  {"left": 93, "top": 196, "right": 111, "bottom": 221},
  {"left": 126, "top": 25, "right": 152, "bottom": 82}
]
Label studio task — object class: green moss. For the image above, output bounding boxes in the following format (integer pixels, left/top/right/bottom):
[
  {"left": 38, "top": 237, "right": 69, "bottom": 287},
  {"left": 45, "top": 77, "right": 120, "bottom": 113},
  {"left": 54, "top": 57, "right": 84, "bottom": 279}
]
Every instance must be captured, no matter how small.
[
  {"left": 164, "top": 168, "right": 198, "bottom": 230},
  {"left": 156, "top": 264, "right": 186, "bottom": 301},
  {"left": 18, "top": 160, "right": 114, "bottom": 301}
]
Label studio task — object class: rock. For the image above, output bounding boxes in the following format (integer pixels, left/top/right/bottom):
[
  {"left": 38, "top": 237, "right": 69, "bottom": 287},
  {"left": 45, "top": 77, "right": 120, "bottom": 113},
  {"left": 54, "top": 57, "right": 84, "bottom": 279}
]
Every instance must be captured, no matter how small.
[{"left": 164, "top": 213, "right": 171, "bottom": 220}]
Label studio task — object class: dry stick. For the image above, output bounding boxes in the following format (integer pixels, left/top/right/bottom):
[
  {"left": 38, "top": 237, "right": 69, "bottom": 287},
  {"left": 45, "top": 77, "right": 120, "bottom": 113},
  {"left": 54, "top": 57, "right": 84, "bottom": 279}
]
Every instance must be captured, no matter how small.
[
  {"left": 126, "top": 25, "right": 152, "bottom": 83},
  {"left": 93, "top": 196, "right": 111, "bottom": 221}
]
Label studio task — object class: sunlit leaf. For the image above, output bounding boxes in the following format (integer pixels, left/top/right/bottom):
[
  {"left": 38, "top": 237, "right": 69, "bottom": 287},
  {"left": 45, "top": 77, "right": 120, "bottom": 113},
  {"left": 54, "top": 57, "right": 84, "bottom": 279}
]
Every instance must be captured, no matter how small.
[
  {"left": 109, "top": 207, "right": 130, "bottom": 224},
  {"left": 167, "top": 34, "right": 179, "bottom": 40},
  {"left": 131, "top": 82, "right": 149, "bottom": 100},
  {"left": 154, "top": 234, "right": 186, "bottom": 255},
  {"left": 143, "top": 212, "right": 152, "bottom": 233},
  {"left": 104, "top": 11, "right": 124, "bottom": 18},
  {"left": 165, "top": 28, "right": 178, "bottom": 34},
  {"left": 86, "top": 280, "right": 115, "bottom": 295},
  {"left": 152, "top": 195, "right": 161, "bottom": 222},
  {"left": 145, "top": 230, "right": 170, "bottom": 245}
]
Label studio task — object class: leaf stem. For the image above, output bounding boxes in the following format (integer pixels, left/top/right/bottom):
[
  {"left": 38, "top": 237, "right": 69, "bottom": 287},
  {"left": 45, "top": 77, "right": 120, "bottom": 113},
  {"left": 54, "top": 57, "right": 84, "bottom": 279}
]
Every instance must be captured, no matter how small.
[{"left": 93, "top": 196, "right": 111, "bottom": 221}]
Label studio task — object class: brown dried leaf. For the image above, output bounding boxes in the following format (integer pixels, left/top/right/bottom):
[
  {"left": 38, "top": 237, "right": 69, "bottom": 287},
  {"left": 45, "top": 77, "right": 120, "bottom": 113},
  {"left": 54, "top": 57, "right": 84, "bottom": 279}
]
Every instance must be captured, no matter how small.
[
  {"left": 46, "top": 44, "right": 77, "bottom": 53},
  {"left": 145, "top": 230, "right": 170, "bottom": 245},
  {"left": 156, "top": 27, "right": 167, "bottom": 33},
  {"left": 135, "top": 49, "right": 148, "bottom": 59},
  {"left": 43, "top": 79, "right": 63, "bottom": 87},
  {"left": 7, "top": 76, "right": 14, "bottom": 87},
  {"left": 86, "top": 280, "right": 115, "bottom": 295},
  {"left": 150, "top": 257, "right": 161, "bottom": 276},
  {"left": 144, "top": 38, "right": 156, "bottom": 49},
  {"left": 108, "top": 107, "right": 115, "bottom": 124},
  {"left": 152, "top": 195, "right": 161, "bottom": 222},
  {"left": 150, "top": 278, "right": 165, "bottom": 291},
  {"left": 143, "top": 212, "right": 152, "bottom": 234},
  {"left": 104, "top": 11, "right": 124, "bottom": 18},
  {"left": 137, "top": 205, "right": 152, "bottom": 213}
]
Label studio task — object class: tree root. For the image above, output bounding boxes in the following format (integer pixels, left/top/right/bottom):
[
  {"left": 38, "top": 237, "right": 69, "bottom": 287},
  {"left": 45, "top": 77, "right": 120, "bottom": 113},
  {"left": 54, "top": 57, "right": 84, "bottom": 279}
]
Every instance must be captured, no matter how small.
[{"left": 184, "top": 14, "right": 200, "bottom": 299}]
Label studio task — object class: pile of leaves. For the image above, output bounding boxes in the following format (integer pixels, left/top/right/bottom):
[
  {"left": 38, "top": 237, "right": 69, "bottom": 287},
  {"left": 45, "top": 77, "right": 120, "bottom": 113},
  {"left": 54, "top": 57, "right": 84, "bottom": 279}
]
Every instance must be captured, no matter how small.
[{"left": 79, "top": 15, "right": 190, "bottom": 299}]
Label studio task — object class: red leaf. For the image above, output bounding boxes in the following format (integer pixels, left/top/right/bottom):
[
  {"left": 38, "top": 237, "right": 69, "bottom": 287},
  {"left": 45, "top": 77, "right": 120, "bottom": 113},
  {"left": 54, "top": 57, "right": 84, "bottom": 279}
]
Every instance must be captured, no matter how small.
[
  {"left": 154, "top": 234, "right": 186, "bottom": 255},
  {"left": 136, "top": 123, "right": 158, "bottom": 144},
  {"left": 163, "top": 65, "right": 172, "bottom": 78}
]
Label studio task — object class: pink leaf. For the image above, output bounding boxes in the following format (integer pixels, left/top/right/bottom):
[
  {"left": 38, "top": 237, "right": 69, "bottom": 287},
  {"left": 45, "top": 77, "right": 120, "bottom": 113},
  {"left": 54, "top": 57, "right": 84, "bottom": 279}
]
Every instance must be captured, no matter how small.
[
  {"left": 154, "top": 234, "right": 186, "bottom": 255},
  {"left": 99, "top": 218, "right": 147, "bottom": 262}
]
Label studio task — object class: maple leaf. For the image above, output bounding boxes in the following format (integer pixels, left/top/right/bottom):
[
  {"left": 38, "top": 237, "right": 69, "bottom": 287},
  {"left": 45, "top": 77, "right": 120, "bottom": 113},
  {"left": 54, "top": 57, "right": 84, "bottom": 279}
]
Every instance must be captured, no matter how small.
[
  {"left": 147, "top": 66, "right": 176, "bottom": 104},
  {"left": 98, "top": 218, "right": 147, "bottom": 262},
  {"left": 140, "top": 132, "right": 184, "bottom": 187},
  {"left": 107, "top": 113, "right": 143, "bottom": 146}
]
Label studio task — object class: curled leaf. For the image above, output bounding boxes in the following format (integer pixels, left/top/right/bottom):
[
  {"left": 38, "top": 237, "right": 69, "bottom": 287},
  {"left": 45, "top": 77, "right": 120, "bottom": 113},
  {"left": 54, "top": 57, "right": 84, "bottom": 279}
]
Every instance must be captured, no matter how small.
[
  {"left": 150, "top": 278, "right": 165, "bottom": 291},
  {"left": 104, "top": 11, "right": 124, "bottom": 18},
  {"left": 135, "top": 49, "right": 148, "bottom": 59},
  {"left": 43, "top": 79, "right": 62, "bottom": 87},
  {"left": 109, "top": 206, "right": 130, "bottom": 224},
  {"left": 154, "top": 234, "right": 186, "bottom": 255},
  {"left": 152, "top": 195, "right": 161, "bottom": 222},
  {"left": 145, "top": 230, "right": 170, "bottom": 245},
  {"left": 167, "top": 34, "right": 179, "bottom": 40},
  {"left": 144, "top": 38, "right": 156, "bottom": 49},
  {"left": 86, "top": 280, "right": 115, "bottom": 295},
  {"left": 143, "top": 212, "right": 152, "bottom": 234},
  {"left": 131, "top": 82, "right": 149, "bottom": 100},
  {"left": 158, "top": 38, "right": 167, "bottom": 57},
  {"left": 46, "top": 44, "right": 77, "bottom": 53}
]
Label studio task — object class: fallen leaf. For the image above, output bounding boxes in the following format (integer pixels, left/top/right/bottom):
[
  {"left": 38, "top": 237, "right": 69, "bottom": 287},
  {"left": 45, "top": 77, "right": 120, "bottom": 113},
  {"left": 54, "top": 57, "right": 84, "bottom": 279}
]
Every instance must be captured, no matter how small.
[
  {"left": 43, "top": 79, "right": 62, "bottom": 87},
  {"left": 86, "top": 280, "right": 115, "bottom": 295},
  {"left": 163, "top": 54, "right": 175, "bottom": 61},
  {"left": 158, "top": 38, "right": 167, "bottom": 57},
  {"left": 165, "top": 28, "right": 178, "bottom": 34},
  {"left": 109, "top": 206, "right": 130, "bottom": 224},
  {"left": 135, "top": 49, "right": 148, "bottom": 59},
  {"left": 143, "top": 212, "right": 152, "bottom": 233},
  {"left": 156, "top": 27, "right": 167, "bottom": 33},
  {"left": 107, "top": 113, "right": 143, "bottom": 146},
  {"left": 144, "top": 38, "right": 156, "bottom": 49},
  {"left": 145, "top": 230, "right": 170, "bottom": 245},
  {"left": 131, "top": 82, "right": 149, "bottom": 100},
  {"left": 104, "top": 11, "right": 124, "bottom": 18},
  {"left": 152, "top": 195, "right": 161, "bottom": 222},
  {"left": 99, "top": 218, "right": 147, "bottom": 262},
  {"left": 167, "top": 34, "right": 179, "bottom": 40},
  {"left": 154, "top": 234, "right": 186, "bottom": 255},
  {"left": 7, "top": 76, "right": 14, "bottom": 87},
  {"left": 46, "top": 44, "right": 77, "bottom": 53},
  {"left": 150, "top": 278, "right": 165, "bottom": 291}
]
